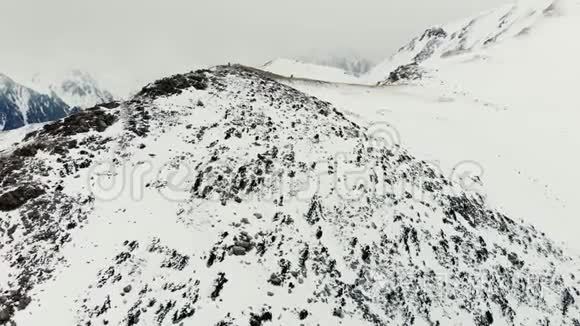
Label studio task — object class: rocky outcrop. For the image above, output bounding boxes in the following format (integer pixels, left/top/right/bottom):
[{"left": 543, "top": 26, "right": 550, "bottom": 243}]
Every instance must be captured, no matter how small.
[{"left": 381, "top": 63, "right": 425, "bottom": 85}]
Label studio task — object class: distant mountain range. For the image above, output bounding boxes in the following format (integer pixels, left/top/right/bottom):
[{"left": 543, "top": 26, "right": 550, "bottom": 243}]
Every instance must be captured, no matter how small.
[
  {"left": 29, "top": 69, "right": 114, "bottom": 110},
  {"left": 0, "top": 73, "right": 70, "bottom": 131},
  {"left": 0, "top": 70, "right": 114, "bottom": 131}
]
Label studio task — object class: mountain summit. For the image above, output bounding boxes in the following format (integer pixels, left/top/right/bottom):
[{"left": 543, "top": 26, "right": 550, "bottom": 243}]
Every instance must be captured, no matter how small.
[{"left": 0, "top": 65, "right": 577, "bottom": 325}]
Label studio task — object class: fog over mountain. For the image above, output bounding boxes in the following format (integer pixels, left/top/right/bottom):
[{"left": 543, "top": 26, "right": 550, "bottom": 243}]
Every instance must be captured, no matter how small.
[{"left": 0, "top": 0, "right": 506, "bottom": 95}]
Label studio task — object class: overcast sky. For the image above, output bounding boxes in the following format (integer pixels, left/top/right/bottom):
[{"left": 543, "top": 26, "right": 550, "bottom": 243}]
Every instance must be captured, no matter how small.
[{"left": 1, "top": 0, "right": 507, "bottom": 94}]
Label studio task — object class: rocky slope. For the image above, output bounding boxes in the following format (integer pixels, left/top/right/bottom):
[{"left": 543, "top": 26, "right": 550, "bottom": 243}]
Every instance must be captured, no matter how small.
[
  {"left": 0, "top": 73, "right": 70, "bottom": 131},
  {"left": 0, "top": 65, "right": 578, "bottom": 325}
]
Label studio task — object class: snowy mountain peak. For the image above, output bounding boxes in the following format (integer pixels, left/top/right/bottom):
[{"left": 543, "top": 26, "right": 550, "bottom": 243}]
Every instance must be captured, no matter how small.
[
  {"left": 0, "top": 73, "right": 15, "bottom": 89},
  {"left": 29, "top": 69, "right": 115, "bottom": 109},
  {"left": 0, "top": 73, "right": 70, "bottom": 131},
  {"left": 0, "top": 65, "right": 578, "bottom": 325}
]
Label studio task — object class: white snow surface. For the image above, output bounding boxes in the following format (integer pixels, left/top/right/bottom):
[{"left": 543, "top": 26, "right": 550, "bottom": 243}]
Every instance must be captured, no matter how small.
[
  {"left": 0, "top": 124, "right": 43, "bottom": 153},
  {"left": 261, "top": 58, "right": 361, "bottom": 84}
]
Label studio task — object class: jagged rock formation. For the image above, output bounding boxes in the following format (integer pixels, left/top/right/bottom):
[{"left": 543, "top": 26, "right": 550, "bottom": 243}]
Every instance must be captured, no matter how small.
[
  {"left": 380, "top": 63, "right": 425, "bottom": 85},
  {"left": 0, "top": 65, "right": 578, "bottom": 325}
]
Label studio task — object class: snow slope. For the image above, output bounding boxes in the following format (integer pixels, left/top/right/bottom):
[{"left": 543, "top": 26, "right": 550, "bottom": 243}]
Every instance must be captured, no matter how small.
[
  {"left": 261, "top": 58, "right": 360, "bottom": 84},
  {"left": 0, "top": 65, "right": 578, "bottom": 326},
  {"left": 0, "top": 124, "right": 44, "bottom": 152}
]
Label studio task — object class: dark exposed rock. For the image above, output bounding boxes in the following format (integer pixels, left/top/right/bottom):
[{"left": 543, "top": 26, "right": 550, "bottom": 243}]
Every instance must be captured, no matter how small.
[
  {"left": 148, "top": 239, "right": 190, "bottom": 270},
  {"left": 419, "top": 27, "right": 448, "bottom": 41},
  {"left": 138, "top": 70, "right": 209, "bottom": 98},
  {"left": 172, "top": 304, "right": 196, "bottom": 324},
  {"left": 268, "top": 273, "right": 283, "bottom": 286},
  {"left": 0, "top": 307, "right": 13, "bottom": 323},
  {"left": 475, "top": 310, "right": 494, "bottom": 326},
  {"left": 215, "top": 321, "right": 234, "bottom": 326},
  {"left": 210, "top": 273, "right": 228, "bottom": 300},
  {"left": 507, "top": 252, "right": 524, "bottom": 269},
  {"left": 98, "top": 101, "right": 121, "bottom": 109},
  {"left": 563, "top": 288, "right": 576, "bottom": 316},
  {"left": 0, "top": 184, "right": 45, "bottom": 211},
  {"left": 0, "top": 290, "right": 32, "bottom": 325},
  {"left": 0, "top": 156, "right": 24, "bottom": 188},
  {"left": 12, "top": 142, "right": 48, "bottom": 157},
  {"left": 305, "top": 197, "right": 323, "bottom": 225},
  {"left": 231, "top": 246, "right": 247, "bottom": 256},
  {"left": 382, "top": 63, "right": 424, "bottom": 85},
  {"left": 249, "top": 311, "right": 272, "bottom": 326},
  {"left": 34, "top": 107, "right": 117, "bottom": 138},
  {"left": 361, "top": 245, "right": 371, "bottom": 264},
  {"left": 127, "top": 309, "right": 140, "bottom": 326}
]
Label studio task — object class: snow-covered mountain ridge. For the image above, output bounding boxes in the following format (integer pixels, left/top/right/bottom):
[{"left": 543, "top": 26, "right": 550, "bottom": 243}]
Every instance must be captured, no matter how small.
[
  {"left": 365, "top": 0, "right": 569, "bottom": 83},
  {"left": 0, "top": 65, "right": 578, "bottom": 325},
  {"left": 0, "top": 70, "right": 116, "bottom": 131}
]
